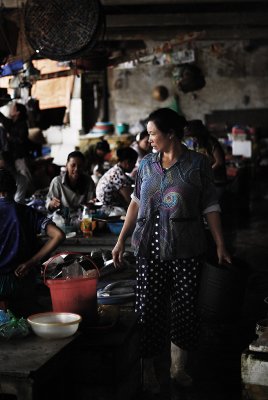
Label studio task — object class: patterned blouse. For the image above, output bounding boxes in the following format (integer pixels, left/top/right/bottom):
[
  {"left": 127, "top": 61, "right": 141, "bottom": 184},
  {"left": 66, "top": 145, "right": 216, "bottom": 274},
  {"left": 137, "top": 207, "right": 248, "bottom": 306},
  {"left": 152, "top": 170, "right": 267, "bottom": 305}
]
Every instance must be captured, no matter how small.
[
  {"left": 96, "top": 164, "right": 133, "bottom": 205},
  {"left": 131, "top": 148, "right": 220, "bottom": 260}
]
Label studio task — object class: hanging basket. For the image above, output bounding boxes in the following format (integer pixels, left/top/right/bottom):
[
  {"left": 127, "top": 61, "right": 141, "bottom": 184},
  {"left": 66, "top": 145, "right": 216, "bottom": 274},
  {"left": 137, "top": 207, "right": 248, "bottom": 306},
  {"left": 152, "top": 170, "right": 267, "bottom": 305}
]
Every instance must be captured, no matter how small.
[
  {"left": 24, "top": 0, "right": 105, "bottom": 61},
  {"left": 177, "top": 63, "right": 206, "bottom": 93}
]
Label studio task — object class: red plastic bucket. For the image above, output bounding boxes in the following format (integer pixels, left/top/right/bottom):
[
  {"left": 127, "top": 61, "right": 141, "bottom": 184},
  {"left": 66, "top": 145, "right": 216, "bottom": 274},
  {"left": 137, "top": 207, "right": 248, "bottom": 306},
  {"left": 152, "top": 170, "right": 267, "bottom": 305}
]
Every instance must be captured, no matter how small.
[{"left": 44, "top": 252, "right": 99, "bottom": 324}]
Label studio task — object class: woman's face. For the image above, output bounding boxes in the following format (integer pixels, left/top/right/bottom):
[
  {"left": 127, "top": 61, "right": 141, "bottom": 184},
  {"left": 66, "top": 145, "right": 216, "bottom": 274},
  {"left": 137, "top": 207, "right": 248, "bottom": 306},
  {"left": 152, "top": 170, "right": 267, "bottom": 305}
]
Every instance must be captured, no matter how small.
[
  {"left": 66, "top": 157, "right": 84, "bottom": 181},
  {"left": 139, "top": 135, "right": 150, "bottom": 152},
  {"left": 9, "top": 103, "right": 19, "bottom": 120},
  {"left": 147, "top": 121, "right": 169, "bottom": 152}
]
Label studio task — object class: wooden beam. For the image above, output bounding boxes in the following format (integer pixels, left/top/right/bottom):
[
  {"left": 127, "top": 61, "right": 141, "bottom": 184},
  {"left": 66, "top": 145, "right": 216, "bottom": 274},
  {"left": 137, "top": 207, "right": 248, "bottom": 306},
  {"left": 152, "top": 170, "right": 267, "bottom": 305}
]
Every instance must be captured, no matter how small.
[
  {"left": 106, "top": 12, "right": 268, "bottom": 28},
  {"left": 2, "top": 0, "right": 268, "bottom": 6},
  {"left": 102, "top": 0, "right": 268, "bottom": 4},
  {"left": 105, "top": 27, "right": 268, "bottom": 41}
]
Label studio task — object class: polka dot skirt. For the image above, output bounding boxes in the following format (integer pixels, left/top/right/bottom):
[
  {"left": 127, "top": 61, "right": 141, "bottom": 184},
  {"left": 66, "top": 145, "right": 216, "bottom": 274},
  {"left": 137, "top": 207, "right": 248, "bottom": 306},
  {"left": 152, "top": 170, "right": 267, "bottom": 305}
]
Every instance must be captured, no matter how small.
[{"left": 135, "top": 213, "right": 202, "bottom": 358}]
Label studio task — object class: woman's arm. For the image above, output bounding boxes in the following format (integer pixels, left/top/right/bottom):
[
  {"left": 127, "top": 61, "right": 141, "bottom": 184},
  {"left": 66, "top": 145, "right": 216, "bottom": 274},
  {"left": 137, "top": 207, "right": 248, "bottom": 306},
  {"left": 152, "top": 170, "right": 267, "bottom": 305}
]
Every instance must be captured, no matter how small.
[
  {"left": 112, "top": 199, "right": 139, "bottom": 268},
  {"left": 15, "top": 223, "right": 65, "bottom": 277},
  {"left": 46, "top": 178, "right": 61, "bottom": 212},
  {"left": 205, "top": 211, "right": 231, "bottom": 264},
  {"left": 211, "top": 144, "right": 225, "bottom": 170},
  {"left": 119, "top": 186, "right": 133, "bottom": 207}
]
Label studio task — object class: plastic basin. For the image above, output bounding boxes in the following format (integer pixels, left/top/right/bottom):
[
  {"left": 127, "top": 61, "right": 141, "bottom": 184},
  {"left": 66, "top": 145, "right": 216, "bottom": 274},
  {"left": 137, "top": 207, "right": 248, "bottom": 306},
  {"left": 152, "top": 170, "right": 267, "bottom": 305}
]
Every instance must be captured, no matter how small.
[{"left": 27, "top": 312, "right": 82, "bottom": 339}]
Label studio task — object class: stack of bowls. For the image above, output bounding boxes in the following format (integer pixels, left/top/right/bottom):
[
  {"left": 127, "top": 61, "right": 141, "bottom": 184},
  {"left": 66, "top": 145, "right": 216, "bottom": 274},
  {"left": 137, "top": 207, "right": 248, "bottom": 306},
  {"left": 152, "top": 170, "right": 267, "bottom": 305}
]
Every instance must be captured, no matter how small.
[{"left": 91, "top": 122, "right": 114, "bottom": 135}]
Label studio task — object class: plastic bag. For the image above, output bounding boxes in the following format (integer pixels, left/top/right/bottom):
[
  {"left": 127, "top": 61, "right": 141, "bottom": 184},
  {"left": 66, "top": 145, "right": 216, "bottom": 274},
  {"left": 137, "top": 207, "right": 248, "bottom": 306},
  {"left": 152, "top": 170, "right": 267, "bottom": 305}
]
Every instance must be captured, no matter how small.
[
  {"left": 0, "top": 309, "right": 30, "bottom": 339},
  {"left": 43, "top": 252, "right": 100, "bottom": 281}
]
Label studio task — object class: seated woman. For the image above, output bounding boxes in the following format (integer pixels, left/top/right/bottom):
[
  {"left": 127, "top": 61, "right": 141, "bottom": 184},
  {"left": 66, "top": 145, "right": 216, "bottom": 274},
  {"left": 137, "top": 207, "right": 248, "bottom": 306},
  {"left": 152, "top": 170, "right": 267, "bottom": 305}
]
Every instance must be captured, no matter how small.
[
  {"left": 83, "top": 139, "right": 111, "bottom": 184},
  {"left": 130, "top": 129, "right": 151, "bottom": 178},
  {"left": 0, "top": 168, "right": 65, "bottom": 317},
  {"left": 96, "top": 147, "right": 138, "bottom": 210},
  {"left": 46, "top": 150, "right": 95, "bottom": 214},
  {"left": 184, "top": 120, "right": 227, "bottom": 186}
]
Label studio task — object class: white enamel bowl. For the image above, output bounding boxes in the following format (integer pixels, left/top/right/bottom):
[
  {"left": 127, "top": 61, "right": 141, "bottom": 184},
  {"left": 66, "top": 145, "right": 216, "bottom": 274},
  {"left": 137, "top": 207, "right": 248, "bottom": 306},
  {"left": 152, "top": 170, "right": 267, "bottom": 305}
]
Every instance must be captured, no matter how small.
[{"left": 27, "top": 312, "right": 82, "bottom": 339}]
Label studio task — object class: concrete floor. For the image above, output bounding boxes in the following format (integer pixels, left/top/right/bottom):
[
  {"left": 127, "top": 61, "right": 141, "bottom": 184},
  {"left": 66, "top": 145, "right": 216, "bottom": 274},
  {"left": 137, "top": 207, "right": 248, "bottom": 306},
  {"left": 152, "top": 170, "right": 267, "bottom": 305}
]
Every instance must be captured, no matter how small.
[{"left": 167, "top": 181, "right": 268, "bottom": 400}]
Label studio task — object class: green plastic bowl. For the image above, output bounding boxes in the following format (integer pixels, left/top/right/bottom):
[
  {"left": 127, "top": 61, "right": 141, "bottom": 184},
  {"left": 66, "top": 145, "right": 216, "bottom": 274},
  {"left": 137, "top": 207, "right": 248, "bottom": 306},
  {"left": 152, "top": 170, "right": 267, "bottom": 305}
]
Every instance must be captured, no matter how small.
[{"left": 116, "top": 123, "right": 129, "bottom": 135}]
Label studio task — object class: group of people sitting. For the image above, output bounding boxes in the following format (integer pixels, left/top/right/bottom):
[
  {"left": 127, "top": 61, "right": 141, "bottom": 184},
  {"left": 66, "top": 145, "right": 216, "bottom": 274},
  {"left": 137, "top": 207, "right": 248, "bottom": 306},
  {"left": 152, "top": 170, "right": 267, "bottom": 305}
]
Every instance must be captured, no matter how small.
[
  {"left": 46, "top": 145, "right": 138, "bottom": 216},
  {"left": 0, "top": 101, "right": 150, "bottom": 213},
  {"left": 0, "top": 103, "right": 227, "bottom": 218},
  {"left": 45, "top": 128, "right": 152, "bottom": 215},
  {"left": 49, "top": 118, "right": 224, "bottom": 217}
]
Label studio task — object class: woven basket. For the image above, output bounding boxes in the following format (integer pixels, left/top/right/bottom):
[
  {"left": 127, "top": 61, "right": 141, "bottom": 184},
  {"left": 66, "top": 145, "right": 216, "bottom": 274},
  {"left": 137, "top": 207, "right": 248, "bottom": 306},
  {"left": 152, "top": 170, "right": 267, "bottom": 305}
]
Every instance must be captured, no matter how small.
[{"left": 24, "top": 0, "right": 104, "bottom": 61}]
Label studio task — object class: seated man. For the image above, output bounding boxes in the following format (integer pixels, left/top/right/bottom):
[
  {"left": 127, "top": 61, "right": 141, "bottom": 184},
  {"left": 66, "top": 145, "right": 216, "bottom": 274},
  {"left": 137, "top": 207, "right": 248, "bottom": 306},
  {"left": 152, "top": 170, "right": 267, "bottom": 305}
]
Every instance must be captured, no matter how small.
[
  {"left": 96, "top": 147, "right": 138, "bottom": 209},
  {"left": 0, "top": 168, "right": 65, "bottom": 317},
  {"left": 46, "top": 151, "right": 95, "bottom": 214}
]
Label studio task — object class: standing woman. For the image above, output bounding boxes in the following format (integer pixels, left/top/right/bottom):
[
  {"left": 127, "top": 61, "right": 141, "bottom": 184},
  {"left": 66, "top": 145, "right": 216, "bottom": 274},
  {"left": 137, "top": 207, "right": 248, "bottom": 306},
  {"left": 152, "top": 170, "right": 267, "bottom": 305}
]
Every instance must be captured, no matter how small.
[
  {"left": 112, "top": 108, "right": 231, "bottom": 398},
  {"left": 0, "top": 102, "right": 33, "bottom": 192}
]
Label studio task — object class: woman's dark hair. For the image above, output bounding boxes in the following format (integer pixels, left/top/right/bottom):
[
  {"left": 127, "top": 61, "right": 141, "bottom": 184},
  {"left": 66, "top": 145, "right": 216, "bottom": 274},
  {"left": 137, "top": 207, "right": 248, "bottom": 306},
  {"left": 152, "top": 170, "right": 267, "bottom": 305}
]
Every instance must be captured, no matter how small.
[
  {"left": 67, "top": 151, "right": 85, "bottom": 163},
  {"left": 117, "top": 147, "right": 138, "bottom": 162},
  {"left": 186, "top": 120, "right": 209, "bottom": 138},
  {"left": 15, "top": 102, "right": 28, "bottom": 120},
  {"left": 137, "top": 129, "right": 149, "bottom": 142},
  {"left": 186, "top": 120, "right": 210, "bottom": 147},
  {"left": 95, "top": 140, "right": 110, "bottom": 153},
  {"left": 147, "top": 108, "right": 187, "bottom": 140},
  {"left": 0, "top": 168, "right": 16, "bottom": 195}
]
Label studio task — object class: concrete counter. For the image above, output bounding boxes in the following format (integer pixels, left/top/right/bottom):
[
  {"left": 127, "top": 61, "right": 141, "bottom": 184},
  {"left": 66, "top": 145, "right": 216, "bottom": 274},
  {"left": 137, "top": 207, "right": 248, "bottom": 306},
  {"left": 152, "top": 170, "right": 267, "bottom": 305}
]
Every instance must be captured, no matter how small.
[
  {"left": 0, "top": 311, "right": 140, "bottom": 400},
  {"left": 41, "top": 232, "right": 131, "bottom": 253}
]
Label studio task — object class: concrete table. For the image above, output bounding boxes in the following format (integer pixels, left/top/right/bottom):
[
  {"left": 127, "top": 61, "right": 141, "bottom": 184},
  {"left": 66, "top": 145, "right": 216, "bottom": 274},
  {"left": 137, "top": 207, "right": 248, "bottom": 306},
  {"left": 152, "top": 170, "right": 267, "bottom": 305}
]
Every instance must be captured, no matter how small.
[
  {"left": 0, "top": 334, "right": 77, "bottom": 400},
  {"left": 0, "top": 312, "right": 140, "bottom": 400}
]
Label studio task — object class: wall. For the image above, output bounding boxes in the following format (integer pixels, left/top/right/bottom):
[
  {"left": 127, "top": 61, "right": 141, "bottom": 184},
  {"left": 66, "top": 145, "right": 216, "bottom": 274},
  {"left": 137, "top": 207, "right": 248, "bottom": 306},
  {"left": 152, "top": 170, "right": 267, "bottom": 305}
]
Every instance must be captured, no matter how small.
[{"left": 108, "top": 40, "right": 268, "bottom": 132}]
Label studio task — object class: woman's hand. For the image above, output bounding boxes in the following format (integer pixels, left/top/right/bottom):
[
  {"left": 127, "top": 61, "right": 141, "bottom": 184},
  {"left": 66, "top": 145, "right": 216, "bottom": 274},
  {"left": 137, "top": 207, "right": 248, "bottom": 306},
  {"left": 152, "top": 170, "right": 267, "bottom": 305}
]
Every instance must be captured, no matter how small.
[
  {"left": 15, "top": 261, "right": 34, "bottom": 278},
  {"left": 112, "top": 199, "right": 139, "bottom": 268},
  {"left": 15, "top": 224, "right": 65, "bottom": 279},
  {"left": 205, "top": 211, "right": 232, "bottom": 265},
  {"left": 112, "top": 240, "right": 125, "bottom": 269},
  {"left": 216, "top": 243, "right": 232, "bottom": 265},
  {"left": 49, "top": 197, "right": 61, "bottom": 210}
]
